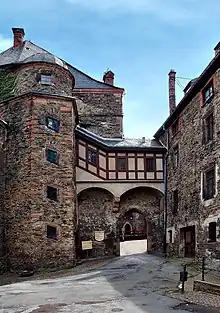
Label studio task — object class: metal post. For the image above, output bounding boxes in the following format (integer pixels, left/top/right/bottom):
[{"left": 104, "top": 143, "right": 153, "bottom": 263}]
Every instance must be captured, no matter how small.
[
  {"left": 182, "top": 265, "right": 186, "bottom": 294},
  {"left": 202, "top": 257, "right": 205, "bottom": 281}
]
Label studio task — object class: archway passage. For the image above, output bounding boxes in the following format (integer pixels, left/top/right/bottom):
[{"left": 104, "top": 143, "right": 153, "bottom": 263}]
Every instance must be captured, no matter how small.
[
  {"left": 77, "top": 187, "right": 116, "bottom": 259},
  {"left": 117, "top": 187, "right": 164, "bottom": 255}
]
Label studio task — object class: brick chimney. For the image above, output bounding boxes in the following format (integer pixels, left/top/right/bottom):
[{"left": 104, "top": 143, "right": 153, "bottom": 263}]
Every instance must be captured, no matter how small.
[
  {"left": 214, "top": 42, "right": 220, "bottom": 56},
  {"left": 168, "top": 69, "right": 176, "bottom": 115},
  {"left": 12, "top": 28, "right": 25, "bottom": 48},
  {"left": 103, "top": 70, "right": 114, "bottom": 86}
]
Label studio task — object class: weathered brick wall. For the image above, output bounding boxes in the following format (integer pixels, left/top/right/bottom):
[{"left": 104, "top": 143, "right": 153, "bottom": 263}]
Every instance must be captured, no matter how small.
[
  {"left": 73, "top": 92, "right": 123, "bottom": 138},
  {"left": 0, "top": 94, "right": 77, "bottom": 271},
  {"left": 77, "top": 186, "right": 164, "bottom": 257},
  {"left": 14, "top": 63, "right": 73, "bottom": 97},
  {"left": 162, "top": 69, "right": 220, "bottom": 265}
]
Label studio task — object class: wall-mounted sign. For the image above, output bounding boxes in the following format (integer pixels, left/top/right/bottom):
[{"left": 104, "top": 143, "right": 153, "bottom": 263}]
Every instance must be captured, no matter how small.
[
  {"left": 95, "top": 231, "right": 105, "bottom": 242},
  {"left": 82, "top": 240, "right": 92, "bottom": 250}
]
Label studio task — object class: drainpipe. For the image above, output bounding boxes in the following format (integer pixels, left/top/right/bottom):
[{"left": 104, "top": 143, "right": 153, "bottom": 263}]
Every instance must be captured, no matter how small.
[{"left": 163, "top": 128, "right": 169, "bottom": 257}]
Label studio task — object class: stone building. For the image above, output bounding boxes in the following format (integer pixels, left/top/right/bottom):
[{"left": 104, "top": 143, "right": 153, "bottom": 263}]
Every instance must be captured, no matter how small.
[
  {"left": 155, "top": 43, "right": 220, "bottom": 267},
  {"left": 0, "top": 28, "right": 165, "bottom": 272}
]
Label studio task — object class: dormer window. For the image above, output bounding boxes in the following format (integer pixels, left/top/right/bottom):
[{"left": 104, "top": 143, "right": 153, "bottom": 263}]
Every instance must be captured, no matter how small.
[
  {"left": 203, "top": 80, "right": 214, "bottom": 105},
  {"left": 40, "top": 74, "right": 52, "bottom": 85}
]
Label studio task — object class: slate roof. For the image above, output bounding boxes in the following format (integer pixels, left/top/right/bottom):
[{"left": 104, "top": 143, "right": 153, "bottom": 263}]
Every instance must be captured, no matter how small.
[
  {"left": 76, "top": 126, "right": 165, "bottom": 151},
  {"left": 0, "top": 41, "right": 120, "bottom": 90}
]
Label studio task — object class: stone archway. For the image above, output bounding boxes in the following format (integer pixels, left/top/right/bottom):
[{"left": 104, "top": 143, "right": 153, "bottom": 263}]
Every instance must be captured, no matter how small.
[
  {"left": 118, "top": 186, "right": 164, "bottom": 253},
  {"left": 77, "top": 187, "right": 116, "bottom": 258}
]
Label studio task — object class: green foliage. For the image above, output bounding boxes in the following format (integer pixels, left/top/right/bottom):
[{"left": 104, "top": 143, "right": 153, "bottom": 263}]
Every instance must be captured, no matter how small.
[{"left": 0, "top": 68, "right": 16, "bottom": 102}]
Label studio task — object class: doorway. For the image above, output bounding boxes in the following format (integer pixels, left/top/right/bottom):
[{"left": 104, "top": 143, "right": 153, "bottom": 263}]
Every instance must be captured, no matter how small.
[{"left": 182, "top": 226, "right": 196, "bottom": 257}]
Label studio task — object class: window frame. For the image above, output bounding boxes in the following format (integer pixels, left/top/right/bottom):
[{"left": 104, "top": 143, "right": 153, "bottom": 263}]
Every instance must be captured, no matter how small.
[
  {"left": 40, "top": 73, "right": 52, "bottom": 85},
  {"left": 208, "top": 222, "right": 217, "bottom": 242},
  {"left": 46, "top": 148, "right": 59, "bottom": 165},
  {"left": 173, "top": 145, "right": 179, "bottom": 168},
  {"left": 87, "top": 148, "right": 97, "bottom": 166},
  {"left": 117, "top": 157, "right": 127, "bottom": 172},
  {"left": 203, "top": 112, "right": 214, "bottom": 144},
  {"left": 146, "top": 157, "right": 155, "bottom": 172},
  {"left": 202, "top": 80, "right": 214, "bottom": 105},
  {"left": 203, "top": 167, "right": 216, "bottom": 200},
  {"left": 46, "top": 116, "right": 60, "bottom": 132},
  {"left": 47, "top": 186, "right": 58, "bottom": 201},
  {"left": 46, "top": 225, "right": 57, "bottom": 240}
]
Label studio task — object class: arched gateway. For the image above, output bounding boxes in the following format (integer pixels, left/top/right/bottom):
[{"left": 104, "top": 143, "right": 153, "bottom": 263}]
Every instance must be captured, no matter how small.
[{"left": 76, "top": 186, "right": 164, "bottom": 258}]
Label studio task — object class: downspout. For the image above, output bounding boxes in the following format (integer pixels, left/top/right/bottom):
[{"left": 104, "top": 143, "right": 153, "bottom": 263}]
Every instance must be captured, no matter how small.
[
  {"left": 163, "top": 128, "right": 169, "bottom": 257},
  {"left": 158, "top": 126, "right": 168, "bottom": 257}
]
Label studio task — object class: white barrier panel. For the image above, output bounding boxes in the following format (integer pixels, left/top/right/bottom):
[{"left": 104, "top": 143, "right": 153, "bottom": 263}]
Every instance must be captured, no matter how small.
[{"left": 120, "top": 239, "right": 148, "bottom": 256}]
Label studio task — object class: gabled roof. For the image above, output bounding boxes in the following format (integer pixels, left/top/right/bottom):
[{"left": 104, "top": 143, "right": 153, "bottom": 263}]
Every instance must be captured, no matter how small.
[
  {"left": 0, "top": 41, "right": 122, "bottom": 90},
  {"left": 76, "top": 126, "right": 166, "bottom": 152},
  {"left": 154, "top": 50, "right": 220, "bottom": 138}
]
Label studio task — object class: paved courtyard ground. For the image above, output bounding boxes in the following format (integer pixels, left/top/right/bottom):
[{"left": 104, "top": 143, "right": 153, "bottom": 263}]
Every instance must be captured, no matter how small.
[{"left": 0, "top": 254, "right": 220, "bottom": 313}]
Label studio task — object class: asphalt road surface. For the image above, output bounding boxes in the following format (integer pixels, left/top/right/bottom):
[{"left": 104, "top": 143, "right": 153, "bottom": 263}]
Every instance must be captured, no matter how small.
[{"left": 0, "top": 254, "right": 218, "bottom": 313}]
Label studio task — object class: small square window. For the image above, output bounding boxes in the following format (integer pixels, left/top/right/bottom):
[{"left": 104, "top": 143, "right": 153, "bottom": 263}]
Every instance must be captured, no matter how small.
[
  {"left": 203, "top": 81, "right": 214, "bottom": 105},
  {"left": 47, "top": 186, "right": 58, "bottom": 201},
  {"left": 47, "top": 225, "right": 57, "bottom": 240},
  {"left": 46, "top": 116, "right": 60, "bottom": 132},
  {"left": 88, "top": 149, "right": 97, "bottom": 165},
  {"left": 46, "top": 149, "right": 58, "bottom": 164},
  {"left": 117, "top": 158, "right": 126, "bottom": 171},
  {"left": 40, "top": 74, "right": 52, "bottom": 85},
  {"left": 146, "top": 157, "right": 155, "bottom": 172}
]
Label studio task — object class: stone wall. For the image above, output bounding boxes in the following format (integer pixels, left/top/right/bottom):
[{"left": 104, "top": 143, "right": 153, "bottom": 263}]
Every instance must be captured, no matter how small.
[
  {"left": 73, "top": 91, "right": 123, "bottom": 138},
  {"left": 0, "top": 93, "right": 77, "bottom": 270},
  {"left": 161, "top": 68, "right": 220, "bottom": 263},
  {"left": 14, "top": 63, "right": 74, "bottom": 97}
]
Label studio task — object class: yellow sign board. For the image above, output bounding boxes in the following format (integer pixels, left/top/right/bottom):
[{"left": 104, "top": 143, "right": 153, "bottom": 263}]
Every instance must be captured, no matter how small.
[{"left": 82, "top": 240, "right": 92, "bottom": 250}]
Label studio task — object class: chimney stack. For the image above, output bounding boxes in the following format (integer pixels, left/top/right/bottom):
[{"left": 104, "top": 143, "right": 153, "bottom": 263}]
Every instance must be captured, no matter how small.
[
  {"left": 103, "top": 70, "right": 114, "bottom": 86},
  {"left": 168, "top": 69, "right": 176, "bottom": 115},
  {"left": 214, "top": 42, "right": 220, "bottom": 56},
  {"left": 12, "top": 28, "right": 25, "bottom": 48}
]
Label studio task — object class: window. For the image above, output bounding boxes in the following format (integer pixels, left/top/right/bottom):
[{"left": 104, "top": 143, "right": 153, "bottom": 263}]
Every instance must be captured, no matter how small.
[
  {"left": 40, "top": 74, "right": 52, "bottom": 85},
  {"left": 208, "top": 222, "right": 216, "bottom": 242},
  {"left": 47, "top": 186, "right": 58, "bottom": 201},
  {"left": 117, "top": 158, "right": 126, "bottom": 171},
  {"left": 203, "top": 167, "right": 215, "bottom": 200},
  {"left": 203, "top": 81, "right": 214, "bottom": 105},
  {"left": 47, "top": 225, "right": 57, "bottom": 240},
  {"left": 173, "top": 189, "right": 178, "bottom": 214},
  {"left": 203, "top": 113, "right": 214, "bottom": 144},
  {"left": 172, "top": 119, "right": 179, "bottom": 136},
  {"left": 46, "top": 116, "right": 60, "bottom": 132},
  {"left": 46, "top": 149, "right": 58, "bottom": 164},
  {"left": 146, "top": 157, "right": 155, "bottom": 172},
  {"left": 168, "top": 230, "right": 172, "bottom": 243},
  {"left": 88, "top": 149, "right": 97, "bottom": 165},
  {"left": 173, "top": 146, "right": 179, "bottom": 168}
]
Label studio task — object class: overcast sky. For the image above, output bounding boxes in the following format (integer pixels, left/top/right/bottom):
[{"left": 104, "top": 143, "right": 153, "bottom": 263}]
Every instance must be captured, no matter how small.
[{"left": 1, "top": 0, "right": 220, "bottom": 138}]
